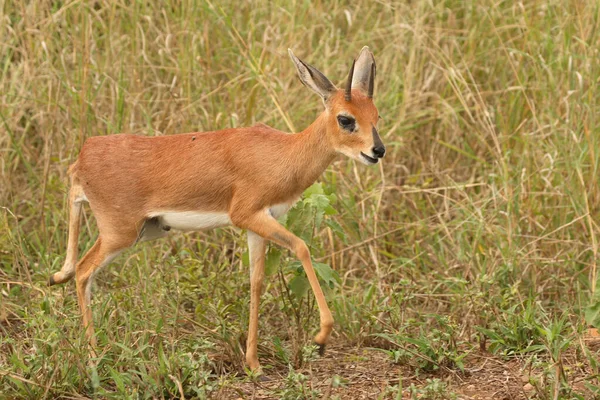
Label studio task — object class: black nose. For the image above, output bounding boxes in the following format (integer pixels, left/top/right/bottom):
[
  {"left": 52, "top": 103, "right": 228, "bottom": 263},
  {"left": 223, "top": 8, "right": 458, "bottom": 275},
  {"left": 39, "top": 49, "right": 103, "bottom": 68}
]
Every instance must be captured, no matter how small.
[{"left": 373, "top": 146, "right": 386, "bottom": 158}]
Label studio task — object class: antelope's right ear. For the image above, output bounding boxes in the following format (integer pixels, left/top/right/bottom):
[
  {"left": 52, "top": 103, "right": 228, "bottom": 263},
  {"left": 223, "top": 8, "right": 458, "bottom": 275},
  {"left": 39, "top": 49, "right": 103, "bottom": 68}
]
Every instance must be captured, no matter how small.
[
  {"left": 351, "top": 46, "right": 376, "bottom": 97},
  {"left": 288, "top": 49, "right": 337, "bottom": 102}
]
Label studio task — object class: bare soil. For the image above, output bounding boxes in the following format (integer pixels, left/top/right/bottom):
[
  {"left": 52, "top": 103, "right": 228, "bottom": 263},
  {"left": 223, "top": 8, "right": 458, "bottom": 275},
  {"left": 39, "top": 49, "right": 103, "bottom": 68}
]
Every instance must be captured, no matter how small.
[{"left": 216, "top": 340, "right": 600, "bottom": 400}]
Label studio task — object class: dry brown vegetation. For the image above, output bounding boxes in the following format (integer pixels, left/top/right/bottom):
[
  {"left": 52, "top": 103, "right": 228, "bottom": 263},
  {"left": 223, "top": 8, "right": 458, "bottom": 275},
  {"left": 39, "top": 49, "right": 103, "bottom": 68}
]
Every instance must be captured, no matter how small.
[{"left": 1, "top": 1, "right": 600, "bottom": 398}]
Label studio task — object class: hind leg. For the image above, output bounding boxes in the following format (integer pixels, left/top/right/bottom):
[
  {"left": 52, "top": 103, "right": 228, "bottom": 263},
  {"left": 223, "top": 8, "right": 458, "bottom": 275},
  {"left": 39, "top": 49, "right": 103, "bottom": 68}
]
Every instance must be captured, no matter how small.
[
  {"left": 75, "top": 236, "right": 129, "bottom": 349},
  {"left": 50, "top": 183, "right": 85, "bottom": 285}
]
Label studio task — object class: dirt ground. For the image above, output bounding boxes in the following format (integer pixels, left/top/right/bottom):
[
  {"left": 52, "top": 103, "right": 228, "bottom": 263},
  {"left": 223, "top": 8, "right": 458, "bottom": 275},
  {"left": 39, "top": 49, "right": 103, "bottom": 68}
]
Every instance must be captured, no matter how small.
[{"left": 216, "top": 340, "right": 600, "bottom": 400}]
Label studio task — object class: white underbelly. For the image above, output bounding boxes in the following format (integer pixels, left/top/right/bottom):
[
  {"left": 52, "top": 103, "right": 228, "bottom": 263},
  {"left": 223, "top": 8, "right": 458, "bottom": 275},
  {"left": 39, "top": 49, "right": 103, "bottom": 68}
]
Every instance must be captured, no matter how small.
[
  {"left": 145, "top": 200, "right": 297, "bottom": 237},
  {"left": 150, "top": 211, "right": 232, "bottom": 232},
  {"left": 269, "top": 199, "right": 298, "bottom": 218}
]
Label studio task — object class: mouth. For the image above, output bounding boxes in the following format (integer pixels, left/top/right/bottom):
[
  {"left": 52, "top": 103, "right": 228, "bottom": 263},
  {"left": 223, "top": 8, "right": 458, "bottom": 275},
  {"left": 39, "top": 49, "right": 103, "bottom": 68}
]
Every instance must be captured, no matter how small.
[{"left": 360, "top": 152, "right": 379, "bottom": 165}]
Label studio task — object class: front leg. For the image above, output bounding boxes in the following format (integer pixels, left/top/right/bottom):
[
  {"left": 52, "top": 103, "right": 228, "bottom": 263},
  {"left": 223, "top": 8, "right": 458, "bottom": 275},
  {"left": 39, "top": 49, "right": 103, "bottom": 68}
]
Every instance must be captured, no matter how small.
[
  {"left": 232, "top": 210, "right": 334, "bottom": 355},
  {"left": 246, "top": 231, "right": 266, "bottom": 372}
]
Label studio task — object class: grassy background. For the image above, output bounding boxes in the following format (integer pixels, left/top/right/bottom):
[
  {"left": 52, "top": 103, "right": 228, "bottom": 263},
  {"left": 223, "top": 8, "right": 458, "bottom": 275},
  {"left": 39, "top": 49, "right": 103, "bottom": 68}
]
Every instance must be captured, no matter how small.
[{"left": 1, "top": 0, "right": 600, "bottom": 398}]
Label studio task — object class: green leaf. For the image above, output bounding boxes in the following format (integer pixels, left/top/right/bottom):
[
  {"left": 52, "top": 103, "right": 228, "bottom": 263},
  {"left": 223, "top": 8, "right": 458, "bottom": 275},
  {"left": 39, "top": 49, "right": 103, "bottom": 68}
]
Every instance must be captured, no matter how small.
[
  {"left": 314, "top": 209, "right": 324, "bottom": 231},
  {"left": 289, "top": 274, "right": 310, "bottom": 298},
  {"left": 304, "top": 183, "right": 324, "bottom": 197},
  {"left": 6, "top": 377, "right": 26, "bottom": 393},
  {"left": 10, "top": 353, "right": 29, "bottom": 373},
  {"left": 155, "top": 317, "right": 164, "bottom": 333},
  {"left": 475, "top": 326, "right": 503, "bottom": 341},
  {"left": 90, "top": 365, "right": 100, "bottom": 390},
  {"left": 521, "top": 344, "right": 545, "bottom": 354},
  {"left": 396, "top": 336, "right": 430, "bottom": 349},
  {"left": 325, "top": 219, "right": 347, "bottom": 242},
  {"left": 585, "top": 288, "right": 600, "bottom": 329},
  {"left": 324, "top": 205, "right": 338, "bottom": 215},
  {"left": 265, "top": 249, "right": 281, "bottom": 276},
  {"left": 241, "top": 250, "right": 249, "bottom": 266},
  {"left": 305, "top": 193, "right": 330, "bottom": 211},
  {"left": 328, "top": 193, "right": 337, "bottom": 204},
  {"left": 286, "top": 203, "right": 311, "bottom": 233},
  {"left": 313, "top": 262, "right": 340, "bottom": 288},
  {"left": 158, "top": 342, "right": 169, "bottom": 373},
  {"left": 110, "top": 367, "right": 125, "bottom": 393},
  {"left": 287, "top": 261, "right": 303, "bottom": 274},
  {"left": 41, "top": 298, "right": 50, "bottom": 314},
  {"left": 278, "top": 212, "right": 288, "bottom": 226}
]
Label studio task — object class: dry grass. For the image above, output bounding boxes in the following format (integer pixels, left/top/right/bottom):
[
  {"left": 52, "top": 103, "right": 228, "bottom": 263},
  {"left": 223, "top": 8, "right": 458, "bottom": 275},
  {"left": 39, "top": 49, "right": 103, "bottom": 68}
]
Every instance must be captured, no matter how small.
[{"left": 1, "top": 0, "right": 600, "bottom": 398}]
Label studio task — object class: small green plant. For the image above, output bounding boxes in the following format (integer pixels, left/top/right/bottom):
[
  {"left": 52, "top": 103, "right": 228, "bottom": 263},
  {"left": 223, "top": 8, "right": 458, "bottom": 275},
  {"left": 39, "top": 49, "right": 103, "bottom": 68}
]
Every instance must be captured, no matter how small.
[
  {"left": 377, "top": 315, "right": 469, "bottom": 373},
  {"left": 585, "top": 287, "right": 600, "bottom": 330},
  {"left": 409, "top": 378, "right": 457, "bottom": 400},
  {"left": 523, "top": 315, "right": 583, "bottom": 400},
  {"left": 283, "top": 183, "right": 341, "bottom": 244},
  {"left": 301, "top": 344, "right": 320, "bottom": 364},
  {"left": 243, "top": 183, "right": 342, "bottom": 307},
  {"left": 476, "top": 298, "right": 548, "bottom": 357},
  {"left": 284, "top": 183, "right": 342, "bottom": 300},
  {"left": 268, "top": 183, "right": 342, "bottom": 366},
  {"left": 582, "top": 344, "right": 600, "bottom": 397},
  {"left": 385, "top": 377, "right": 457, "bottom": 400},
  {"left": 279, "top": 367, "right": 320, "bottom": 400}
]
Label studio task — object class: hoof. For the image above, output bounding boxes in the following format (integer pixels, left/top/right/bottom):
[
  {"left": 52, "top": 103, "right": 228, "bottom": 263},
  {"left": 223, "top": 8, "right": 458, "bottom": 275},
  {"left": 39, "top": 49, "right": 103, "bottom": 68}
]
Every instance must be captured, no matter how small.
[
  {"left": 48, "top": 275, "right": 56, "bottom": 286},
  {"left": 247, "top": 367, "right": 269, "bottom": 382},
  {"left": 256, "top": 374, "right": 270, "bottom": 382},
  {"left": 315, "top": 342, "right": 326, "bottom": 356}
]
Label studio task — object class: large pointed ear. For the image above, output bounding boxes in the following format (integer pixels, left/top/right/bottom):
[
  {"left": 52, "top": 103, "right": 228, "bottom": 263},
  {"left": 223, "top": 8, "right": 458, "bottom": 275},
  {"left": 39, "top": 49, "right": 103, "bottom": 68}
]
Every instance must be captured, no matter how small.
[
  {"left": 288, "top": 49, "right": 337, "bottom": 101},
  {"left": 351, "top": 46, "right": 376, "bottom": 97}
]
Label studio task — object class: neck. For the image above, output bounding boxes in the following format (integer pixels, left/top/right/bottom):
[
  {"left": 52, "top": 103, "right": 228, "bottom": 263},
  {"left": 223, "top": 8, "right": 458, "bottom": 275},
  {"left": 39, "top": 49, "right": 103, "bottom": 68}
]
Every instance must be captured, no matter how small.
[{"left": 291, "top": 112, "right": 336, "bottom": 190}]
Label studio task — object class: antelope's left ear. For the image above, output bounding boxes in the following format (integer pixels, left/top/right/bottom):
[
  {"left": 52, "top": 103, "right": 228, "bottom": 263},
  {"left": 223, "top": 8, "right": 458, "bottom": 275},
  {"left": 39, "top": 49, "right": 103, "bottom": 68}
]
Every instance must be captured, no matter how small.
[
  {"left": 288, "top": 49, "right": 337, "bottom": 101},
  {"left": 351, "top": 46, "right": 376, "bottom": 97}
]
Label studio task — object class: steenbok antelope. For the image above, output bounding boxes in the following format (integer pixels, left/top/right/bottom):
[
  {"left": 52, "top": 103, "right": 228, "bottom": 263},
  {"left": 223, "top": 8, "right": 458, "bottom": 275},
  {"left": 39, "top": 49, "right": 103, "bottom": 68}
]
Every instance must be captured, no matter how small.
[{"left": 50, "top": 46, "right": 384, "bottom": 372}]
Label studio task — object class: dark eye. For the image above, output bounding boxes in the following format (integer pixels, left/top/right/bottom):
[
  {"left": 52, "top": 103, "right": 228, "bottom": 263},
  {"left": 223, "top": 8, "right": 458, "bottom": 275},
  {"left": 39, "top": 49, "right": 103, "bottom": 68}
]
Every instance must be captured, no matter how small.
[{"left": 337, "top": 115, "right": 356, "bottom": 132}]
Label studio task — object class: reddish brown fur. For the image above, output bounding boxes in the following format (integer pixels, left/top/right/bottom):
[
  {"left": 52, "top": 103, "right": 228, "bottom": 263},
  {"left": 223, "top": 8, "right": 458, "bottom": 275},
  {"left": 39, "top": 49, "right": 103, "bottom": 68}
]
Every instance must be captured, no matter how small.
[
  {"left": 51, "top": 49, "right": 382, "bottom": 373},
  {"left": 72, "top": 90, "right": 377, "bottom": 241}
]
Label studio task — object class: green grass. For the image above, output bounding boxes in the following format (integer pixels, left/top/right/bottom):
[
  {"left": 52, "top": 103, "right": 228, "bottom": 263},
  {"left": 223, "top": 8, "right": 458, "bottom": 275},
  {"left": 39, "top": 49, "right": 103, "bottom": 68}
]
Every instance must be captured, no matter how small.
[{"left": 1, "top": 0, "right": 600, "bottom": 398}]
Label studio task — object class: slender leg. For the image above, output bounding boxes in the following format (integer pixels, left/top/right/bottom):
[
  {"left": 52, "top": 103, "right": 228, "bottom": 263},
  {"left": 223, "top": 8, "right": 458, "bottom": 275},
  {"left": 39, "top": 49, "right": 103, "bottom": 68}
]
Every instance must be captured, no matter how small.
[
  {"left": 75, "top": 238, "right": 123, "bottom": 350},
  {"left": 246, "top": 231, "right": 266, "bottom": 372},
  {"left": 233, "top": 211, "right": 334, "bottom": 353},
  {"left": 50, "top": 184, "right": 85, "bottom": 285}
]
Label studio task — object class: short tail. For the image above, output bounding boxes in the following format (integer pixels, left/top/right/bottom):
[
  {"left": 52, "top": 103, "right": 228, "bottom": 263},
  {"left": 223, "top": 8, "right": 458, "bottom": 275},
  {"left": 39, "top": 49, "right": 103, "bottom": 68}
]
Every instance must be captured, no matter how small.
[{"left": 49, "top": 177, "right": 84, "bottom": 286}]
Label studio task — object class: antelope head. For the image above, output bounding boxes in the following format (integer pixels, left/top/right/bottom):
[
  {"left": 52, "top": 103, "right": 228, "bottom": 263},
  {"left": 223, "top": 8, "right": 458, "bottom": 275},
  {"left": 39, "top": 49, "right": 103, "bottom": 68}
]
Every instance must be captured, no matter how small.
[{"left": 289, "top": 46, "right": 385, "bottom": 165}]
